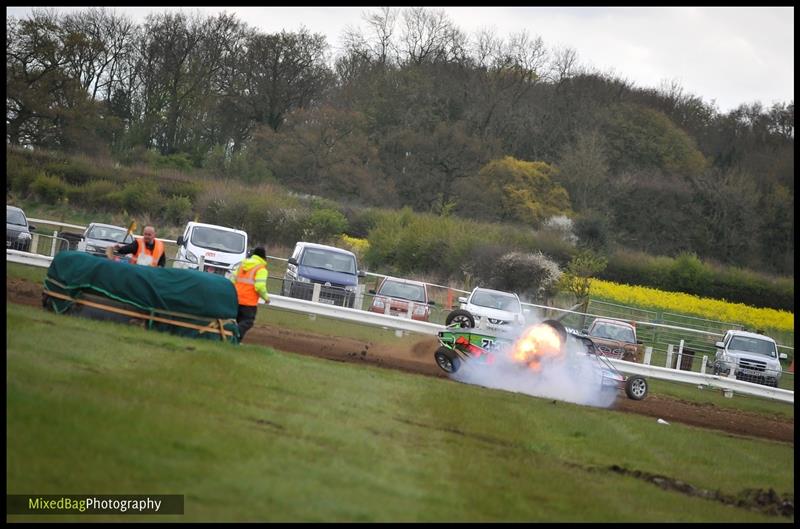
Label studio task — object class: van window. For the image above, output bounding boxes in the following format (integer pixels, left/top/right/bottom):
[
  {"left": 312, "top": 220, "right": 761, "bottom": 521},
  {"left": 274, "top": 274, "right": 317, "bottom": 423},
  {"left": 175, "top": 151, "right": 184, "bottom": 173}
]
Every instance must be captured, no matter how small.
[
  {"left": 301, "top": 248, "right": 356, "bottom": 274},
  {"left": 190, "top": 226, "right": 245, "bottom": 253}
]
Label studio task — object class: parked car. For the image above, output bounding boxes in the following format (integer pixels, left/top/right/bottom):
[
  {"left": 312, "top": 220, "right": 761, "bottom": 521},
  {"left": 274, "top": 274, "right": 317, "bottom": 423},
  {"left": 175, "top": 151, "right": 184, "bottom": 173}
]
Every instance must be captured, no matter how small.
[
  {"left": 445, "top": 287, "right": 527, "bottom": 331},
  {"left": 584, "top": 318, "right": 642, "bottom": 362},
  {"left": 174, "top": 221, "right": 248, "bottom": 276},
  {"left": 713, "top": 329, "right": 787, "bottom": 387},
  {"left": 80, "top": 222, "right": 135, "bottom": 258},
  {"left": 6, "top": 205, "right": 35, "bottom": 252},
  {"left": 369, "top": 276, "right": 435, "bottom": 321},
  {"left": 282, "top": 242, "right": 365, "bottom": 308}
]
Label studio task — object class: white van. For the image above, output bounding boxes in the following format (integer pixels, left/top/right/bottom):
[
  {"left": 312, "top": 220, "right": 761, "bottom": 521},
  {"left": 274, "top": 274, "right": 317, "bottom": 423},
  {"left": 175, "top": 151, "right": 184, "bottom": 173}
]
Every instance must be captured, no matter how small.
[{"left": 173, "top": 221, "right": 248, "bottom": 276}]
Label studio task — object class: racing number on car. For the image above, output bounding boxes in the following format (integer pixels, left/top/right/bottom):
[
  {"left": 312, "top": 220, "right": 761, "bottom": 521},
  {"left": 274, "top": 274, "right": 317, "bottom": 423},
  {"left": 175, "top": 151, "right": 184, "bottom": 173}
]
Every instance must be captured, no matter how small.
[{"left": 481, "top": 338, "right": 496, "bottom": 350}]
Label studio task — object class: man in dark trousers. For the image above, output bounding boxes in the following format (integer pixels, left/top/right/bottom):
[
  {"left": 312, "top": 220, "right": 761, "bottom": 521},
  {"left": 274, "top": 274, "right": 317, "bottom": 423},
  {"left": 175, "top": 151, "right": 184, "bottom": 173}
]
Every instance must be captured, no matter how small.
[{"left": 229, "top": 246, "right": 270, "bottom": 342}]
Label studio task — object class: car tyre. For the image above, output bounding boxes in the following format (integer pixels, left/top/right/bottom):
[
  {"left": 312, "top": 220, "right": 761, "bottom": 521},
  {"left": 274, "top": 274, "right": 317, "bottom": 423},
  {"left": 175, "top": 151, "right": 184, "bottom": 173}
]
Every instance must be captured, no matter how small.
[
  {"left": 445, "top": 309, "right": 475, "bottom": 328},
  {"left": 434, "top": 347, "right": 461, "bottom": 373},
  {"left": 625, "top": 376, "right": 648, "bottom": 400}
]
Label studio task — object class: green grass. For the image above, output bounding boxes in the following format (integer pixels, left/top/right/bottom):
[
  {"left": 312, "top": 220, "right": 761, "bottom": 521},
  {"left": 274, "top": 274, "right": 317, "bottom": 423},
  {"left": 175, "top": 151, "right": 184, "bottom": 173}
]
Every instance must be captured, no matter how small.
[
  {"left": 6, "top": 302, "right": 794, "bottom": 522},
  {"left": 7, "top": 262, "right": 794, "bottom": 418}
]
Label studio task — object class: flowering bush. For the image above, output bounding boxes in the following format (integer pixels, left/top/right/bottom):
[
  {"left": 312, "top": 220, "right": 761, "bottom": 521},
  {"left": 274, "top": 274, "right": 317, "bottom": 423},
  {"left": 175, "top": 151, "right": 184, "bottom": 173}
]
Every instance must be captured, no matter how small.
[{"left": 591, "top": 279, "right": 794, "bottom": 333}]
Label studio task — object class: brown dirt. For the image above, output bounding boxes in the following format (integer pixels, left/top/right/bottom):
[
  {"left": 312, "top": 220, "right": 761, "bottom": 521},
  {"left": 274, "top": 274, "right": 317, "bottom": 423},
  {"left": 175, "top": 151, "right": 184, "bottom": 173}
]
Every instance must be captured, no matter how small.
[{"left": 8, "top": 277, "right": 793, "bottom": 444}]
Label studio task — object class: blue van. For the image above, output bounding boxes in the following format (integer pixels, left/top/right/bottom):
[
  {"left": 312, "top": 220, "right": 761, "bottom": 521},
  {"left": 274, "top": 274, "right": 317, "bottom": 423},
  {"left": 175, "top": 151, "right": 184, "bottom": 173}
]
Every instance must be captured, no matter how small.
[{"left": 282, "top": 242, "right": 365, "bottom": 308}]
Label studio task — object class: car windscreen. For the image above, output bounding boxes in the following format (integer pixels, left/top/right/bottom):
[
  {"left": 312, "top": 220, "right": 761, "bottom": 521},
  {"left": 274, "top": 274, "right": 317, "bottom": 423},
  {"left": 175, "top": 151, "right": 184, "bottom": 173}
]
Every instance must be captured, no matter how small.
[
  {"left": 379, "top": 280, "right": 426, "bottom": 302},
  {"left": 300, "top": 248, "right": 356, "bottom": 274},
  {"left": 728, "top": 336, "right": 777, "bottom": 357},
  {"left": 471, "top": 291, "right": 520, "bottom": 312},
  {"left": 7, "top": 209, "right": 26, "bottom": 226},
  {"left": 591, "top": 323, "right": 635, "bottom": 343},
  {"left": 190, "top": 226, "right": 246, "bottom": 253},
  {"left": 86, "top": 226, "right": 130, "bottom": 243}
]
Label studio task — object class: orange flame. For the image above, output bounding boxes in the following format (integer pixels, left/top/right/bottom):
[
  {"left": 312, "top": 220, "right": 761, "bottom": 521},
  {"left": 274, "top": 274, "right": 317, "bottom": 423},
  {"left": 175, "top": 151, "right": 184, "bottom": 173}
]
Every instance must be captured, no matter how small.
[{"left": 510, "top": 323, "right": 564, "bottom": 372}]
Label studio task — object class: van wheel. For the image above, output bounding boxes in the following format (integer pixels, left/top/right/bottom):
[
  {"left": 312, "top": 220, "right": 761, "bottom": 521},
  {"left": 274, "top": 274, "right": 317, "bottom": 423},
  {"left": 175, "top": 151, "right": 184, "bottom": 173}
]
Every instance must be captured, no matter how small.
[{"left": 446, "top": 309, "right": 475, "bottom": 328}]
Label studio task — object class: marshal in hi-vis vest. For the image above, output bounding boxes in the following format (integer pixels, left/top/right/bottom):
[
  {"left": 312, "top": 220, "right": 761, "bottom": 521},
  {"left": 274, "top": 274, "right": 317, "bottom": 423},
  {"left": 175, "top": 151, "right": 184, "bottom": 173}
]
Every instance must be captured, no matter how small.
[
  {"left": 132, "top": 238, "right": 165, "bottom": 266},
  {"left": 234, "top": 264, "right": 266, "bottom": 306}
]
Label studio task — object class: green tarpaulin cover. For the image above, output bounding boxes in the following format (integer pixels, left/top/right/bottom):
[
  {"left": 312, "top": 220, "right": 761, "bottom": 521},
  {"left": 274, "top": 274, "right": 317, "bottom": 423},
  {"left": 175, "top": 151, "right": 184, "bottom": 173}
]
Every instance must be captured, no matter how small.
[{"left": 44, "top": 251, "right": 240, "bottom": 342}]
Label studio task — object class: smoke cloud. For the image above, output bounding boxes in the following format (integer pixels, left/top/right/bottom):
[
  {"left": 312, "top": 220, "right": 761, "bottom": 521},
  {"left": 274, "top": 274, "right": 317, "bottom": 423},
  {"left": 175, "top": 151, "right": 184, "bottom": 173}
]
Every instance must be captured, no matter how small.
[{"left": 451, "top": 326, "right": 618, "bottom": 408}]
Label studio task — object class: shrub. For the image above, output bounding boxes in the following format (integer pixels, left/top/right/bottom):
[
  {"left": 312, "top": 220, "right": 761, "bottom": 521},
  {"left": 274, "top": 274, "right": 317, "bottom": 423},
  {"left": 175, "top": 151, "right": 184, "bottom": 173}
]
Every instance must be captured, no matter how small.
[
  {"left": 541, "top": 215, "right": 578, "bottom": 245},
  {"left": 303, "top": 208, "right": 348, "bottom": 243},
  {"left": 30, "top": 172, "right": 68, "bottom": 203},
  {"left": 153, "top": 152, "right": 194, "bottom": 172},
  {"left": 489, "top": 251, "right": 562, "bottom": 302},
  {"left": 164, "top": 195, "right": 194, "bottom": 225},
  {"left": 6, "top": 154, "right": 39, "bottom": 195},
  {"left": 118, "top": 179, "right": 164, "bottom": 214}
]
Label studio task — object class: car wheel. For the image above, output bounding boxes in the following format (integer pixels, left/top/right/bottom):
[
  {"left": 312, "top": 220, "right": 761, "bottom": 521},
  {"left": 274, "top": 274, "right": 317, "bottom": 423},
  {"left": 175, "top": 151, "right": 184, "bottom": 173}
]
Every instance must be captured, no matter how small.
[
  {"left": 445, "top": 309, "right": 475, "bottom": 328},
  {"left": 625, "top": 376, "right": 648, "bottom": 400},
  {"left": 434, "top": 347, "right": 461, "bottom": 373}
]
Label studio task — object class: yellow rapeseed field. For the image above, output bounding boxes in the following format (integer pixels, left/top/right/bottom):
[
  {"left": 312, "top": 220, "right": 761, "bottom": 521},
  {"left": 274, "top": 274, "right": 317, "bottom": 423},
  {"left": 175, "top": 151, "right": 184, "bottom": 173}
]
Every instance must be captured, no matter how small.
[{"left": 591, "top": 279, "right": 794, "bottom": 333}]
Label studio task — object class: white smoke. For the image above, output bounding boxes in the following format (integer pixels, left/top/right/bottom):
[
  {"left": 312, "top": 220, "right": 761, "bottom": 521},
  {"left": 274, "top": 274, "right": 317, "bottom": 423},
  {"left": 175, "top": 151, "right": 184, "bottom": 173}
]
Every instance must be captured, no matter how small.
[{"left": 451, "top": 328, "right": 618, "bottom": 408}]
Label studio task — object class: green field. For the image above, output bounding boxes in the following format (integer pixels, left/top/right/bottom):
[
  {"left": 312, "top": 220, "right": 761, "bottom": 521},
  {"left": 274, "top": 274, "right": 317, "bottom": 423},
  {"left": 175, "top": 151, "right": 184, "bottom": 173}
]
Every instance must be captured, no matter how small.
[
  {"left": 6, "top": 302, "right": 794, "bottom": 522},
  {"left": 7, "top": 261, "right": 794, "bottom": 418}
]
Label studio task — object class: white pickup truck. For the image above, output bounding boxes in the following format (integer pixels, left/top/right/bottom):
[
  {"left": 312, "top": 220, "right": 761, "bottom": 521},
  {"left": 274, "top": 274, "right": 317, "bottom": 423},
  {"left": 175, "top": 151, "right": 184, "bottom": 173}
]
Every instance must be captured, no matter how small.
[{"left": 712, "top": 330, "right": 787, "bottom": 387}]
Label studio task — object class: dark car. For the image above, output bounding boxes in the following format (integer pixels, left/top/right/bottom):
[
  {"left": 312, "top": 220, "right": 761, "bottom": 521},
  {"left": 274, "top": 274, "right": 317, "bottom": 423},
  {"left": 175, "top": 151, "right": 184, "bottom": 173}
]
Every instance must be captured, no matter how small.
[
  {"left": 6, "top": 205, "right": 35, "bottom": 252},
  {"left": 282, "top": 242, "right": 366, "bottom": 308}
]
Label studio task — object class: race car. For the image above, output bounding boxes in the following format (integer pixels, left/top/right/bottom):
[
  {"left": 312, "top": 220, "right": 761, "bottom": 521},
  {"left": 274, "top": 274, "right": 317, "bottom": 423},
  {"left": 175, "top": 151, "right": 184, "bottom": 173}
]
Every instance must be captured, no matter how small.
[{"left": 433, "top": 318, "right": 648, "bottom": 400}]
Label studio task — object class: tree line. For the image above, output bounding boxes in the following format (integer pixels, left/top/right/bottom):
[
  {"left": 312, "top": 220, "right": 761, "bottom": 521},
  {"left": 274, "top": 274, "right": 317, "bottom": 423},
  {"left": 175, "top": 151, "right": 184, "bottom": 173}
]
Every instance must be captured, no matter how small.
[{"left": 6, "top": 7, "right": 795, "bottom": 275}]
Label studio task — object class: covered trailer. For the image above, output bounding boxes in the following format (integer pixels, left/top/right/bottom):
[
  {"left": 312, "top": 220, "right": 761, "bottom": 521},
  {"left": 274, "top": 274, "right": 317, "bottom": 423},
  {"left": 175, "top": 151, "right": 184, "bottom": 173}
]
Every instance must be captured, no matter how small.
[{"left": 42, "top": 251, "right": 240, "bottom": 343}]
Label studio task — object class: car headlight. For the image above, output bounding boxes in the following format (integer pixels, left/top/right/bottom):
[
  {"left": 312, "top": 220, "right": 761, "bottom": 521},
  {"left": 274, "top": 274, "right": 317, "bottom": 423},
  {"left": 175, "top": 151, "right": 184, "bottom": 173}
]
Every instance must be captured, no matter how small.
[
  {"left": 296, "top": 275, "right": 311, "bottom": 283},
  {"left": 86, "top": 244, "right": 99, "bottom": 252},
  {"left": 186, "top": 250, "right": 198, "bottom": 264},
  {"left": 373, "top": 298, "right": 385, "bottom": 309},
  {"left": 17, "top": 232, "right": 31, "bottom": 240},
  {"left": 413, "top": 305, "right": 427, "bottom": 315},
  {"left": 344, "top": 285, "right": 356, "bottom": 292}
]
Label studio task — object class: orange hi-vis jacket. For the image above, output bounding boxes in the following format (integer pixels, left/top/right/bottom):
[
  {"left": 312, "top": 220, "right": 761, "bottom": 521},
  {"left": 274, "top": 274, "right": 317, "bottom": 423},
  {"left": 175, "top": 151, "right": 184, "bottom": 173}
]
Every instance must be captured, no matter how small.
[
  {"left": 132, "top": 237, "right": 165, "bottom": 266},
  {"left": 231, "top": 255, "right": 269, "bottom": 306}
]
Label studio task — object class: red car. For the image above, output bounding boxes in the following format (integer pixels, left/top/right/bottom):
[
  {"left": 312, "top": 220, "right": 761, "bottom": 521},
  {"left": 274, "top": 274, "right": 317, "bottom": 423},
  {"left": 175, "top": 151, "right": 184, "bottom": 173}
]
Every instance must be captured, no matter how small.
[{"left": 369, "top": 277, "right": 435, "bottom": 322}]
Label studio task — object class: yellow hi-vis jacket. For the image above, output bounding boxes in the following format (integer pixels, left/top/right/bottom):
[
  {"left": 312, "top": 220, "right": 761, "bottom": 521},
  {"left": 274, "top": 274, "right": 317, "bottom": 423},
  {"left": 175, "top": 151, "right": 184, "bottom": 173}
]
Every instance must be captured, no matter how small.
[{"left": 229, "top": 254, "right": 269, "bottom": 306}]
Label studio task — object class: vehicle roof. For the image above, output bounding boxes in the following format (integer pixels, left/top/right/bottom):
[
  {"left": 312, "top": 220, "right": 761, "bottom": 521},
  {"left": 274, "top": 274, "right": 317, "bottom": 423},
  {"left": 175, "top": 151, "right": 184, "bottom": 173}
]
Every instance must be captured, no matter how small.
[
  {"left": 470, "top": 287, "right": 519, "bottom": 298},
  {"left": 380, "top": 276, "right": 427, "bottom": 287},
  {"left": 296, "top": 241, "right": 356, "bottom": 257},
  {"left": 592, "top": 317, "right": 635, "bottom": 328},
  {"left": 6, "top": 205, "right": 24, "bottom": 213},
  {"left": 187, "top": 221, "right": 248, "bottom": 236},
  {"left": 725, "top": 329, "right": 776, "bottom": 342}
]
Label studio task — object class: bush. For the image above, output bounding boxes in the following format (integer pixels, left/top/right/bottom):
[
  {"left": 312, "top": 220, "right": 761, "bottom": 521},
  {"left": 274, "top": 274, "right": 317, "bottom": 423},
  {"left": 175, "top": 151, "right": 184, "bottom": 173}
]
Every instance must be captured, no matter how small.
[
  {"left": 6, "top": 154, "right": 39, "bottom": 195},
  {"left": 118, "top": 179, "right": 164, "bottom": 214},
  {"left": 164, "top": 195, "right": 194, "bottom": 225},
  {"left": 30, "top": 172, "right": 68, "bottom": 203},
  {"left": 574, "top": 210, "right": 610, "bottom": 252},
  {"left": 489, "top": 251, "right": 562, "bottom": 302},
  {"left": 303, "top": 208, "right": 348, "bottom": 243},
  {"left": 81, "top": 180, "right": 119, "bottom": 210},
  {"left": 153, "top": 152, "right": 194, "bottom": 172}
]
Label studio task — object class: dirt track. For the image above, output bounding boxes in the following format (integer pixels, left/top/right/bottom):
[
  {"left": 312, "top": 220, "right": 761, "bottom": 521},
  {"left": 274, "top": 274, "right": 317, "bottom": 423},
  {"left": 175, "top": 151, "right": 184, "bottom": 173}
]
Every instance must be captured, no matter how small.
[{"left": 8, "top": 277, "right": 794, "bottom": 444}]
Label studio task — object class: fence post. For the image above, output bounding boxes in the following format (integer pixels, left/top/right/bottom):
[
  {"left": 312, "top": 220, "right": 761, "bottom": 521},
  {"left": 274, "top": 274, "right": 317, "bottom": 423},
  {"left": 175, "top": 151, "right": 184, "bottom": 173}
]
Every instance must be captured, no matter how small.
[
  {"left": 50, "top": 230, "right": 58, "bottom": 257},
  {"left": 198, "top": 255, "right": 205, "bottom": 271},
  {"left": 31, "top": 233, "right": 40, "bottom": 254},
  {"left": 666, "top": 344, "right": 674, "bottom": 369},
  {"left": 407, "top": 301, "right": 414, "bottom": 319},
  {"left": 676, "top": 339, "right": 684, "bottom": 371},
  {"left": 643, "top": 346, "right": 652, "bottom": 365},
  {"left": 700, "top": 355, "right": 708, "bottom": 374},
  {"left": 312, "top": 283, "right": 321, "bottom": 303},
  {"left": 354, "top": 284, "right": 365, "bottom": 311}
]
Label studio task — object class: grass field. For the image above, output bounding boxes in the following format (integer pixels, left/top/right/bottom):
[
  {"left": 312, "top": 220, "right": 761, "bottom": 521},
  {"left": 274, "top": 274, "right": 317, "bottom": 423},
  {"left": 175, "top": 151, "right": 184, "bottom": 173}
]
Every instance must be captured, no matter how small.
[
  {"left": 7, "top": 261, "right": 794, "bottom": 419},
  {"left": 6, "top": 302, "right": 794, "bottom": 522}
]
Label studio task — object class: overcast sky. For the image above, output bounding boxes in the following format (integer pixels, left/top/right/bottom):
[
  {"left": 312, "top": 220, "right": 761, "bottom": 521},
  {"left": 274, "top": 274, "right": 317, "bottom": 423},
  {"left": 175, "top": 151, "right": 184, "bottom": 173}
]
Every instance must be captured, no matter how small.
[{"left": 7, "top": 6, "right": 794, "bottom": 113}]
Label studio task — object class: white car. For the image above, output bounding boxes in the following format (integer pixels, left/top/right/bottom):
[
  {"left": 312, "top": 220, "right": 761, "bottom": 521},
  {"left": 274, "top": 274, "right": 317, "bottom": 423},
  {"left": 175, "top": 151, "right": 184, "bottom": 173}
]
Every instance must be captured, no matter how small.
[
  {"left": 445, "top": 287, "right": 527, "bottom": 331},
  {"left": 713, "top": 330, "right": 787, "bottom": 387}
]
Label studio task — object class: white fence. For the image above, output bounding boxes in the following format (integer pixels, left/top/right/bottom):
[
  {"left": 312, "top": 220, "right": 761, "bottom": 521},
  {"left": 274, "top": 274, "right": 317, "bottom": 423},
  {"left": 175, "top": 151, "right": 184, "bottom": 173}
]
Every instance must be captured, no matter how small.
[{"left": 8, "top": 248, "right": 793, "bottom": 404}]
